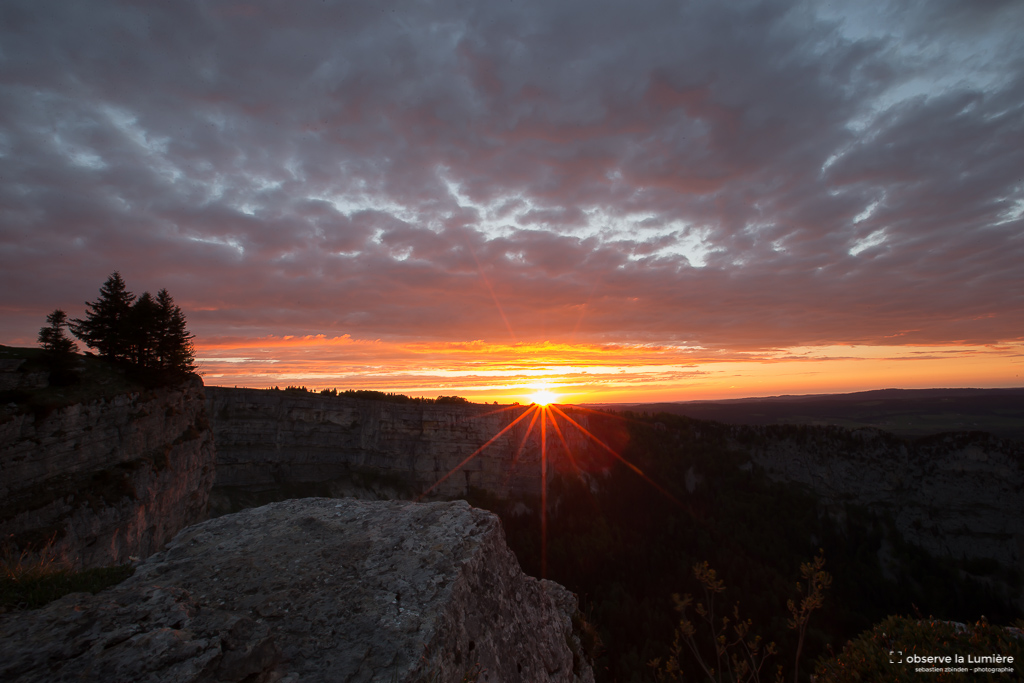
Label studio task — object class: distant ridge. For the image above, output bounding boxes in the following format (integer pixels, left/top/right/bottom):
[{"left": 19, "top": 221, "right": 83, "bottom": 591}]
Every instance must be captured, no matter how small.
[
  {"left": 593, "top": 387, "right": 1024, "bottom": 440},
  {"left": 689, "top": 387, "right": 1024, "bottom": 403}
]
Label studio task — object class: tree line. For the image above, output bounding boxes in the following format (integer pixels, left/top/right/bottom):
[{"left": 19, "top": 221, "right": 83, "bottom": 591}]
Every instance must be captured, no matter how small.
[
  {"left": 39, "top": 272, "right": 196, "bottom": 377},
  {"left": 270, "top": 386, "right": 475, "bottom": 405}
]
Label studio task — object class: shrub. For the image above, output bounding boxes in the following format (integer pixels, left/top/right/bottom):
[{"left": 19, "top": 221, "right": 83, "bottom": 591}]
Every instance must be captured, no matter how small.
[
  {"left": 651, "top": 551, "right": 831, "bottom": 683},
  {"left": 814, "top": 614, "right": 1023, "bottom": 682}
]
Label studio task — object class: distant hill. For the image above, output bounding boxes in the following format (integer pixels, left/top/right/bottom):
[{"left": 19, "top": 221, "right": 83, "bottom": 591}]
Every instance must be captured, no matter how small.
[{"left": 594, "top": 387, "right": 1024, "bottom": 440}]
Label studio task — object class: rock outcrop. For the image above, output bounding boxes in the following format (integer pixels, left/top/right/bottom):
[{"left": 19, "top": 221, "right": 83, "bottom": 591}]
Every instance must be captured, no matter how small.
[
  {"left": 206, "top": 388, "right": 600, "bottom": 512},
  {"left": 0, "top": 376, "right": 215, "bottom": 569},
  {"left": 0, "top": 498, "right": 595, "bottom": 683}
]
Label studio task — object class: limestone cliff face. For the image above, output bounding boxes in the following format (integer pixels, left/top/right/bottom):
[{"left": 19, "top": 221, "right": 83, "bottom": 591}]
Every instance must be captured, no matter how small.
[
  {"left": 206, "top": 388, "right": 597, "bottom": 509},
  {"left": 0, "top": 498, "right": 595, "bottom": 683},
  {"left": 0, "top": 376, "right": 215, "bottom": 569},
  {"left": 743, "top": 428, "right": 1024, "bottom": 576},
  {"left": 208, "top": 387, "right": 1021, "bottom": 577}
]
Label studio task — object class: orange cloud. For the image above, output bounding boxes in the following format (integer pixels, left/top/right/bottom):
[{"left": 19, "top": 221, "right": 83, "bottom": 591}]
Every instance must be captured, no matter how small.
[{"left": 196, "top": 336, "right": 1024, "bottom": 404}]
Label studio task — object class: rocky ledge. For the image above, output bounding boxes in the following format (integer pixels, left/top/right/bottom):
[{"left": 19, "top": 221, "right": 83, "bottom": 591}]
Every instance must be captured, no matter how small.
[{"left": 0, "top": 498, "right": 595, "bottom": 683}]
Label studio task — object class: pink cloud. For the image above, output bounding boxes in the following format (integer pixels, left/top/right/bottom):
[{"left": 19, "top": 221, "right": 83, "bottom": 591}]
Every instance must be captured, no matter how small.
[{"left": 0, "top": 0, "right": 1021, "bottom": 397}]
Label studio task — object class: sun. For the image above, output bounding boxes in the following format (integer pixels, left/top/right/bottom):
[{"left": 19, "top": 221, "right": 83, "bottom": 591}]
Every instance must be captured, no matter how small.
[{"left": 530, "top": 389, "right": 558, "bottom": 406}]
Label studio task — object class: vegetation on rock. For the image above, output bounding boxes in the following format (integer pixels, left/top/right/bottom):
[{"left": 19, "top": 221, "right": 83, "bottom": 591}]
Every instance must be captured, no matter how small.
[
  {"left": 67, "top": 272, "right": 196, "bottom": 379},
  {"left": 280, "top": 385, "right": 472, "bottom": 404},
  {"left": 35, "top": 309, "right": 80, "bottom": 386},
  {"left": 36, "top": 309, "right": 77, "bottom": 359},
  {"left": 0, "top": 537, "right": 134, "bottom": 613},
  {"left": 814, "top": 614, "right": 1023, "bottom": 681},
  {"left": 649, "top": 552, "right": 830, "bottom": 682}
]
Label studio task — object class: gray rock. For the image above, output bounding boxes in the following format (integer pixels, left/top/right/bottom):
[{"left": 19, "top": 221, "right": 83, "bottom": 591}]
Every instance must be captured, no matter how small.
[{"left": 0, "top": 498, "right": 595, "bottom": 683}]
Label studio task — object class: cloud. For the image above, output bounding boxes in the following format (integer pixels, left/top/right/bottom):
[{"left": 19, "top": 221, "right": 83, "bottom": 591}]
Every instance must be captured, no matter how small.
[
  {"left": 1, "top": 0, "right": 1022, "bottom": 371},
  {"left": 193, "top": 335, "right": 1024, "bottom": 401}
]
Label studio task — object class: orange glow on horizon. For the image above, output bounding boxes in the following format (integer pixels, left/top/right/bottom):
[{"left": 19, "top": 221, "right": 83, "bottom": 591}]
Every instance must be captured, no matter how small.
[{"left": 193, "top": 334, "right": 1024, "bottom": 403}]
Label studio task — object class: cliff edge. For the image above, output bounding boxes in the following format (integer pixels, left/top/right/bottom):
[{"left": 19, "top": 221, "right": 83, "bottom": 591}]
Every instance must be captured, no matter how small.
[
  {"left": 0, "top": 375, "right": 215, "bottom": 569},
  {"left": 0, "top": 497, "right": 595, "bottom": 683},
  {"left": 206, "top": 387, "right": 595, "bottom": 509}
]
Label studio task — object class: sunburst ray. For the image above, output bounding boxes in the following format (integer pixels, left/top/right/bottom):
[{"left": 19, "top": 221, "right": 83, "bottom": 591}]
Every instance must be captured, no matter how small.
[{"left": 417, "top": 405, "right": 537, "bottom": 500}]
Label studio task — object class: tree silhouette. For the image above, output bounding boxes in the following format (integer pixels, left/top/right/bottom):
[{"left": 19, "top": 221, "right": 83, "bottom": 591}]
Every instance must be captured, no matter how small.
[
  {"left": 38, "top": 309, "right": 78, "bottom": 357},
  {"left": 154, "top": 288, "right": 196, "bottom": 375},
  {"left": 129, "top": 291, "right": 160, "bottom": 368},
  {"left": 38, "top": 309, "right": 80, "bottom": 383},
  {"left": 68, "top": 273, "right": 196, "bottom": 377},
  {"left": 70, "top": 272, "right": 136, "bottom": 362}
]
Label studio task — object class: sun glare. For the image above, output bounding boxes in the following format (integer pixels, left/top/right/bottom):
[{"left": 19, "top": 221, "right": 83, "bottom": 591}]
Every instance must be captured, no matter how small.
[
  {"left": 530, "top": 389, "right": 558, "bottom": 405},
  {"left": 418, "top": 393, "right": 682, "bottom": 579}
]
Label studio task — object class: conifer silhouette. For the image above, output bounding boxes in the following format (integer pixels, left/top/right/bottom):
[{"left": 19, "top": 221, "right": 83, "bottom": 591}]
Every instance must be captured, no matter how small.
[
  {"left": 38, "top": 309, "right": 78, "bottom": 357},
  {"left": 70, "top": 272, "right": 135, "bottom": 362},
  {"left": 69, "top": 273, "right": 196, "bottom": 376}
]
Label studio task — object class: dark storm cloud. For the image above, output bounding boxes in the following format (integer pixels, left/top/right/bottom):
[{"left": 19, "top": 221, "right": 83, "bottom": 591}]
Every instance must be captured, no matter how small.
[{"left": 1, "top": 0, "right": 1022, "bottom": 350}]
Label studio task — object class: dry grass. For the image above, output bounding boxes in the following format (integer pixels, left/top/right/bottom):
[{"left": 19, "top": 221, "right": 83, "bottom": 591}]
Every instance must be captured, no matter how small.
[{"left": 0, "top": 535, "right": 134, "bottom": 612}]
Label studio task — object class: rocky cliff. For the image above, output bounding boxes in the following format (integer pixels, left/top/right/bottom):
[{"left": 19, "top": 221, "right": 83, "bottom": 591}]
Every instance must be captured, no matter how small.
[
  {"left": 207, "top": 387, "right": 1022, "bottom": 581},
  {"left": 0, "top": 376, "right": 215, "bottom": 569},
  {"left": 206, "top": 388, "right": 598, "bottom": 511},
  {"left": 0, "top": 498, "right": 595, "bottom": 683},
  {"left": 739, "top": 427, "right": 1024, "bottom": 580}
]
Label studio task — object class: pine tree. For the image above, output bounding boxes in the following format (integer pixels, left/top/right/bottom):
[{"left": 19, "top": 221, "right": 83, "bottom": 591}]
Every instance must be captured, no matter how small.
[
  {"left": 70, "top": 272, "right": 136, "bottom": 361},
  {"left": 38, "top": 309, "right": 78, "bottom": 356},
  {"left": 155, "top": 288, "right": 196, "bottom": 375},
  {"left": 68, "top": 274, "right": 196, "bottom": 378},
  {"left": 129, "top": 292, "right": 160, "bottom": 368}
]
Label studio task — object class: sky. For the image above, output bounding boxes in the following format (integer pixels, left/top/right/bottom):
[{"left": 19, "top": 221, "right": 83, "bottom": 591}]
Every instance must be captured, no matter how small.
[{"left": 2, "top": 0, "right": 1022, "bottom": 404}]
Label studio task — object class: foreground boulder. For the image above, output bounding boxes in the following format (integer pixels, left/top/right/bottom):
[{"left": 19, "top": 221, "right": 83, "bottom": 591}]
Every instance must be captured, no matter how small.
[{"left": 0, "top": 498, "right": 595, "bottom": 682}]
